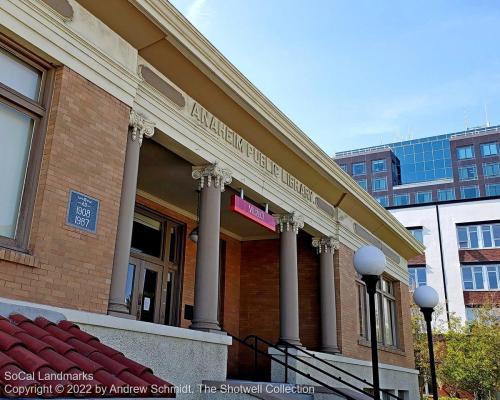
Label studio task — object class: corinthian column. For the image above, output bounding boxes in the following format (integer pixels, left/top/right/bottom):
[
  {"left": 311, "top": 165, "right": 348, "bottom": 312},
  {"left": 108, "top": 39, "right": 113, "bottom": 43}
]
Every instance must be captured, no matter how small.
[
  {"left": 108, "top": 111, "right": 155, "bottom": 316},
  {"left": 275, "top": 212, "right": 304, "bottom": 345},
  {"left": 190, "top": 163, "right": 232, "bottom": 331},
  {"left": 312, "top": 236, "right": 340, "bottom": 353}
]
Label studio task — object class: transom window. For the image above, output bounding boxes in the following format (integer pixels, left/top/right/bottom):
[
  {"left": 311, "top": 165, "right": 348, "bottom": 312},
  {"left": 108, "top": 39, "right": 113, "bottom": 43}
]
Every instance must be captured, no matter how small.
[
  {"left": 457, "top": 145, "right": 475, "bottom": 160},
  {"left": 415, "top": 191, "right": 432, "bottom": 204},
  {"left": 437, "top": 188, "right": 455, "bottom": 201},
  {"left": 372, "top": 159, "right": 387, "bottom": 173},
  {"left": 460, "top": 186, "right": 479, "bottom": 199},
  {"left": 357, "top": 277, "right": 398, "bottom": 347},
  {"left": 409, "top": 266, "right": 427, "bottom": 290},
  {"left": 480, "top": 142, "right": 498, "bottom": 157},
  {"left": 457, "top": 223, "right": 500, "bottom": 249},
  {"left": 393, "top": 193, "right": 410, "bottom": 206},
  {"left": 352, "top": 162, "right": 366, "bottom": 176},
  {"left": 0, "top": 39, "right": 50, "bottom": 250},
  {"left": 458, "top": 165, "right": 477, "bottom": 181},
  {"left": 483, "top": 162, "right": 500, "bottom": 178},
  {"left": 372, "top": 177, "right": 387, "bottom": 192},
  {"left": 461, "top": 265, "right": 499, "bottom": 291}
]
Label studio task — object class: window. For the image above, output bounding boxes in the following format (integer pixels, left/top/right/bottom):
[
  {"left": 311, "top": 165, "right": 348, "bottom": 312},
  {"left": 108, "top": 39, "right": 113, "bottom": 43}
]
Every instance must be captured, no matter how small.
[
  {"left": 408, "top": 227, "right": 424, "bottom": 243},
  {"left": 457, "top": 145, "right": 475, "bottom": 160},
  {"left": 461, "top": 186, "right": 480, "bottom": 199},
  {"left": 372, "top": 177, "right": 387, "bottom": 192},
  {"left": 339, "top": 164, "right": 347, "bottom": 172},
  {"left": 486, "top": 184, "right": 500, "bottom": 197},
  {"left": 352, "top": 162, "right": 366, "bottom": 176},
  {"left": 356, "top": 179, "right": 367, "bottom": 190},
  {"left": 409, "top": 266, "right": 427, "bottom": 290},
  {"left": 372, "top": 159, "right": 387, "bottom": 173},
  {"left": 457, "top": 223, "right": 500, "bottom": 249},
  {"left": 483, "top": 162, "right": 500, "bottom": 178},
  {"left": 481, "top": 142, "right": 498, "bottom": 157},
  {"left": 437, "top": 188, "right": 455, "bottom": 201},
  {"left": 415, "top": 191, "right": 432, "bottom": 204},
  {"left": 375, "top": 195, "right": 388, "bottom": 207},
  {"left": 458, "top": 165, "right": 477, "bottom": 181},
  {"left": 0, "top": 40, "right": 50, "bottom": 250},
  {"left": 461, "top": 265, "right": 499, "bottom": 291},
  {"left": 393, "top": 193, "right": 410, "bottom": 206},
  {"left": 357, "top": 277, "right": 398, "bottom": 347}
]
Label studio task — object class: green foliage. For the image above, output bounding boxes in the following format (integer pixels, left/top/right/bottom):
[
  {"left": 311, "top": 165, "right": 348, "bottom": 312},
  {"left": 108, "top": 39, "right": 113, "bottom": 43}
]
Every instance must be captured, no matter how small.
[{"left": 437, "top": 307, "right": 500, "bottom": 400}]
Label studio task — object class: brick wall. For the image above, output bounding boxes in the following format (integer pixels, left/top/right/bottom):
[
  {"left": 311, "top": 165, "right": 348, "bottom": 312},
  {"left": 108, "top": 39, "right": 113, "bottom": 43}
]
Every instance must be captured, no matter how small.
[
  {"left": 337, "top": 243, "right": 415, "bottom": 369},
  {"left": 0, "top": 67, "right": 129, "bottom": 313},
  {"left": 463, "top": 291, "right": 500, "bottom": 306},
  {"left": 238, "top": 232, "right": 321, "bottom": 379},
  {"left": 459, "top": 249, "right": 500, "bottom": 263}
]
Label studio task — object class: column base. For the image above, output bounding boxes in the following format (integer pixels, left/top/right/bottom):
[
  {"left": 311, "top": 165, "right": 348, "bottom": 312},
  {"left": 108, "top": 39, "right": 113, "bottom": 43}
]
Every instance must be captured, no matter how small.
[
  {"left": 108, "top": 302, "right": 136, "bottom": 319},
  {"left": 190, "top": 320, "right": 221, "bottom": 332},
  {"left": 320, "top": 345, "right": 340, "bottom": 354}
]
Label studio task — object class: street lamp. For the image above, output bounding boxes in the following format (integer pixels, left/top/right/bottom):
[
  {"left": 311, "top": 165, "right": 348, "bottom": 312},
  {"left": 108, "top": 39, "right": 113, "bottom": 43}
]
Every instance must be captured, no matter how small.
[
  {"left": 353, "top": 245, "right": 386, "bottom": 400},
  {"left": 413, "top": 285, "right": 439, "bottom": 400}
]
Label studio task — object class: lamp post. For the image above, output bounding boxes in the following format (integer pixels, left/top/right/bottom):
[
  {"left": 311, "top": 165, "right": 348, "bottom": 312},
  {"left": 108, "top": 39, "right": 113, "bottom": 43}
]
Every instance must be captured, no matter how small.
[
  {"left": 413, "top": 285, "right": 439, "bottom": 400},
  {"left": 353, "top": 245, "right": 386, "bottom": 400}
]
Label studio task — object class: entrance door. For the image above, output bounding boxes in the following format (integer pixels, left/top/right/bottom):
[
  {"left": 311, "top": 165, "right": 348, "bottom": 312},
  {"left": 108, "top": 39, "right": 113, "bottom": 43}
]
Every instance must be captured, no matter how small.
[
  {"left": 128, "top": 257, "right": 163, "bottom": 322},
  {"left": 125, "top": 207, "right": 184, "bottom": 326}
]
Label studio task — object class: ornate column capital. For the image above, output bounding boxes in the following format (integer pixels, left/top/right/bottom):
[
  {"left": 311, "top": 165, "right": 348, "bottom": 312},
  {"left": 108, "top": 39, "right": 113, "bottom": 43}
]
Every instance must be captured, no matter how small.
[
  {"left": 312, "top": 236, "right": 339, "bottom": 254},
  {"left": 274, "top": 212, "right": 304, "bottom": 234},
  {"left": 129, "top": 110, "right": 155, "bottom": 146},
  {"left": 192, "top": 162, "right": 232, "bottom": 192}
]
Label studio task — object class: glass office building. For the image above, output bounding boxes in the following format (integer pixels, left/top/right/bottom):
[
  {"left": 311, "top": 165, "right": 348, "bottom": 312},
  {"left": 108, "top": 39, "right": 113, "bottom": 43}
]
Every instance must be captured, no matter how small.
[{"left": 337, "top": 134, "right": 453, "bottom": 185}]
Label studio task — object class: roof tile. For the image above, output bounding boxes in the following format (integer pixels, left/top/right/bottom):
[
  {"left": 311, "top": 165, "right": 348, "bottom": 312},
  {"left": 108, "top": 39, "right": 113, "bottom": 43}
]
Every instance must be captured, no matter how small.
[{"left": 0, "top": 314, "right": 174, "bottom": 398}]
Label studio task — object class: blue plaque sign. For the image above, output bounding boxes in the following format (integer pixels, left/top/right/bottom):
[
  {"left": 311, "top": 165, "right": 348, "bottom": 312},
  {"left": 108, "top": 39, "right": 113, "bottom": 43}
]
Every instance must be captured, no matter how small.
[{"left": 66, "top": 190, "right": 100, "bottom": 233}]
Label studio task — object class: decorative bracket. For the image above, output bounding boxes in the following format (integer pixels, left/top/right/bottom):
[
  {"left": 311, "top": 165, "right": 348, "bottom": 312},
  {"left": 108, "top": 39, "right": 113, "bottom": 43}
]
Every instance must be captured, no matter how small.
[{"left": 192, "top": 162, "right": 233, "bottom": 192}]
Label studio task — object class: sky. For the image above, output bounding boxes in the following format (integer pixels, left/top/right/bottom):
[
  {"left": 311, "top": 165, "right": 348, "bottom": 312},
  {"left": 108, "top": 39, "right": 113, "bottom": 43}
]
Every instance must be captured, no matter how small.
[{"left": 169, "top": 0, "right": 500, "bottom": 155}]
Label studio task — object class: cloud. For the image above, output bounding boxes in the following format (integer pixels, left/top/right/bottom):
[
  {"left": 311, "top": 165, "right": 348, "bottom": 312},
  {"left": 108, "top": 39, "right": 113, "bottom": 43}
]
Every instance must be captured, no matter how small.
[{"left": 186, "top": 0, "right": 211, "bottom": 29}]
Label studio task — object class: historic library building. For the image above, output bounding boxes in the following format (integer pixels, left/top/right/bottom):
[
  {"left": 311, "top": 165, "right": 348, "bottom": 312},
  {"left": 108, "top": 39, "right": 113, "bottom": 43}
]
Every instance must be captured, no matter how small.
[{"left": 0, "top": 0, "right": 424, "bottom": 398}]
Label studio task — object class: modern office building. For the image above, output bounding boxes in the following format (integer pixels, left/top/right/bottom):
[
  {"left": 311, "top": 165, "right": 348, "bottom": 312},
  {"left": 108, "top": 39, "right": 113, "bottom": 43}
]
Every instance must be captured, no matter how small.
[
  {"left": 335, "top": 127, "right": 500, "bottom": 325},
  {"left": 0, "top": 0, "right": 424, "bottom": 398}
]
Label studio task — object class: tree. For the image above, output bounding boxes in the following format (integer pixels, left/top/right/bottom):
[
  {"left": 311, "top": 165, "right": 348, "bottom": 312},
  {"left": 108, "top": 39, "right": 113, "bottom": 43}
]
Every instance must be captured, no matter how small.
[{"left": 437, "top": 307, "right": 500, "bottom": 400}]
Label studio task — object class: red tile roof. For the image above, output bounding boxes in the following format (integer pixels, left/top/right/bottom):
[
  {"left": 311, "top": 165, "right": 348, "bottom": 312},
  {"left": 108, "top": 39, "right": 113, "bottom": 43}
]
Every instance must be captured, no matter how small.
[{"left": 0, "top": 314, "right": 175, "bottom": 398}]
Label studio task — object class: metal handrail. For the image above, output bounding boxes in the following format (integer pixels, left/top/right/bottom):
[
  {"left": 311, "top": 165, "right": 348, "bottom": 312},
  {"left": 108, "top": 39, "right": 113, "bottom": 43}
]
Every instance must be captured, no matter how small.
[
  {"left": 230, "top": 334, "right": 359, "bottom": 400},
  {"left": 239, "top": 333, "right": 402, "bottom": 400}
]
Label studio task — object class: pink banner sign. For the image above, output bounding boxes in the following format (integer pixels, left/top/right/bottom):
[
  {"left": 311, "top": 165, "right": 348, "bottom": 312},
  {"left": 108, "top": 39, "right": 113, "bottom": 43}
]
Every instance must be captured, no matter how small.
[{"left": 230, "top": 195, "right": 276, "bottom": 232}]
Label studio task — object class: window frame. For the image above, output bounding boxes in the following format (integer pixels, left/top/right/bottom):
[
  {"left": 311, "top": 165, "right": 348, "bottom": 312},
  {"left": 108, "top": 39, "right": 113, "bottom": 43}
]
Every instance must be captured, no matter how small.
[
  {"left": 480, "top": 142, "right": 499, "bottom": 157},
  {"left": 352, "top": 161, "right": 366, "bottom": 176},
  {"left": 0, "top": 35, "right": 54, "bottom": 251},
  {"left": 460, "top": 185, "right": 480, "bottom": 199},
  {"left": 408, "top": 265, "right": 427, "bottom": 290},
  {"left": 415, "top": 191, "right": 432, "bottom": 204},
  {"left": 356, "top": 179, "right": 368, "bottom": 191},
  {"left": 457, "top": 145, "right": 475, "bottom": 160},
  {"left": 483, "top": 162, "right": 500, "bottom": 178},
  {"left": 372, "top": 159, "right": 387, "bottom": 173},
  {"left": 372, "top": 176, "right": 387, "bottom": 192},
  {"left": 393, "top": 193, "right": 410, "bottom": 206},
  {"left": 461, "top": 264, "right": 500, "bottom": 291},
  {"left": 437, "top": 188, "right": 455, "bottom": 201},
  {"left": 458, "top": 165, "right": 478, "bottom": 181},
  {"left": 486, "top": 183, "right": 500, "bottom": 197},
  {"left": 456, "top": 223, "right": 500, "bottom": 249},
  {"left": 356, "top": 276, "right": 399, "bottom": 348}
]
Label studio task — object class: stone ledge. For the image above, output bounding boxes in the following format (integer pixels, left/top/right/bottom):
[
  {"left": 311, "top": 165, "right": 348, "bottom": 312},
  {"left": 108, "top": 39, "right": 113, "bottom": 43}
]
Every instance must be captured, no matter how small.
[{"left": 0, "top": 247, "right": 40, "bottom": 268}]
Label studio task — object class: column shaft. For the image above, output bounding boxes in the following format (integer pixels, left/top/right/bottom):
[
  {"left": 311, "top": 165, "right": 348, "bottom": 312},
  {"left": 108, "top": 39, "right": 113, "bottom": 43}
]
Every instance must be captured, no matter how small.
[
  {"left": 191, "top": 184, "right": 222, "bottom": 331},
  {"left": 319, "top": 250, "right": 340, "bottom": 353},
  {"left": 108, "top": 111, "right": 154, "bottom": 316},
  {"left": 279, "top": 229, "right": 301, "bottom": 345}
]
